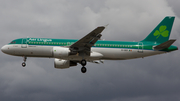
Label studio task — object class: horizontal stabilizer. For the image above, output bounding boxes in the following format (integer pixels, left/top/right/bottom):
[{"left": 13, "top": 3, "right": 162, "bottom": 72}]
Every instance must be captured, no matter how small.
[{"left": 154, "top": 39, "right": 176, "bottom": 50}]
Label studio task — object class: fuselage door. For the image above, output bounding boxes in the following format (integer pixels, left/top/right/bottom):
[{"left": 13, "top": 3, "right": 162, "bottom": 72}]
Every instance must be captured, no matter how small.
[
  {"left": 21, "top": 38, "right": 28, "bottom": 48},
  {"left": 138, "top": 42, "right": 143, "bottom": 53}
]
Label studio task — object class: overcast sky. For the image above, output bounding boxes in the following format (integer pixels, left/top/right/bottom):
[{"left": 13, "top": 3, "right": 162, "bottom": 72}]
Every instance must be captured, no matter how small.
[{"left": 0, "top": 0, "right": 180, "bottom": 101}]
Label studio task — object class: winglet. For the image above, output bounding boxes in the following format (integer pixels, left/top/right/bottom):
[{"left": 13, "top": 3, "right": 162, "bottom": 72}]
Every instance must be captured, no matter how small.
[{"left": 104, "top": 24, "right": 109, "bottom": 28}]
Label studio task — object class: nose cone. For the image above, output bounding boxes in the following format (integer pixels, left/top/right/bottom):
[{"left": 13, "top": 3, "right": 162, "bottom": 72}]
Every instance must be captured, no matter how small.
[
  {"left": 1, "top": 45, "right": 6, "bottom": 53},
  {"left": 1, "top": 45, "right": 9, "bottom": 54},
  {"left": 1, "top": 45, "right": 15, "bottom": 55}
]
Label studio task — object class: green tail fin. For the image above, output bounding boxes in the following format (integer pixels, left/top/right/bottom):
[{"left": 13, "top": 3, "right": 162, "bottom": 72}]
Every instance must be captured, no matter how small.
[{"left": 142, "top": 16, "right": 175, "bottom": 43}]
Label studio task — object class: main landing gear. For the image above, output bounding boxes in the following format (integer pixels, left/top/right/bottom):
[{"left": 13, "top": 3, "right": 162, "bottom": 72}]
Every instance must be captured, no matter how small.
[
  {"left": 22, "top": 56, "right": 27, "bottom": 67},
  {"left": 81, "top": 59, "right": 87, "bottom": 73}
]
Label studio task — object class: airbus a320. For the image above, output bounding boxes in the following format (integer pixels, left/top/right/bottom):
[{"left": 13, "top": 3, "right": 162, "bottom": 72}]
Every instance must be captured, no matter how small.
[{"left": 1, "top": 16, "right": 178, "bottom": 73}]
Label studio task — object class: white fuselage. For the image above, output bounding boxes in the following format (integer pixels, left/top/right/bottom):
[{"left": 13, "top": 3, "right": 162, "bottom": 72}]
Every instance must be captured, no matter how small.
[{"left": 1, "top": 44, "right": 165, "bottom": 61}]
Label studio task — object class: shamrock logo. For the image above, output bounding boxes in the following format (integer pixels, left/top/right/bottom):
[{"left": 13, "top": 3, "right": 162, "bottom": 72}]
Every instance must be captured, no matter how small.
[{"left": 153, "top": 25, "right": 169, "bottom": 39}]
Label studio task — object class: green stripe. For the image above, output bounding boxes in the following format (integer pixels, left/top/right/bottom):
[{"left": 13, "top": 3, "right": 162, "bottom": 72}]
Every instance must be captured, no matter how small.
[{"left": 8, "top": 38, "right": 177, "bottom": 51}]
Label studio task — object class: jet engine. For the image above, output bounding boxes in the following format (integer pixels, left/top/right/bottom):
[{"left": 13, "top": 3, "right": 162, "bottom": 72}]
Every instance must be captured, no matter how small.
[
  {"left": 53, "top": 47, "right": 77, "bottom": 58},
  {"left": 53, "top": 47, "right": 70, "bottom": 58},
  {"left": 54, "top": 58, "right": 77, "bottom": 69}
]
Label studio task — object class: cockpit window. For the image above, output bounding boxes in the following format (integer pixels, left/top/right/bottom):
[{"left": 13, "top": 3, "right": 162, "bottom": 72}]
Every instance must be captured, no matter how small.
[{"left": 10, "top": 41, "right": 16, "bottom": 44}]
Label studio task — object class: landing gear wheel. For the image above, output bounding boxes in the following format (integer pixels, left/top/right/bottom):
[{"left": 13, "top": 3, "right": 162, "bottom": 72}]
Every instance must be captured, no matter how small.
[
  {"left": 81, "top": 67, "right": 87, "bottom": 73},
  {"left": 81, "top": 59, "right": 87, "bottom": 66},
  {"left": 22, "top": 62, "right": 26, "bottom": 67},
  {"left": 22, "top": 56, "right": 27, "bottom": 67}
]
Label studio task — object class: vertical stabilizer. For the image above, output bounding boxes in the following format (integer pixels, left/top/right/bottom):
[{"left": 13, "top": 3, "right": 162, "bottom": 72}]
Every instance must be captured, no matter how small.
[{"left": 142, "top": 16, "right": 175, "bottom": 43}]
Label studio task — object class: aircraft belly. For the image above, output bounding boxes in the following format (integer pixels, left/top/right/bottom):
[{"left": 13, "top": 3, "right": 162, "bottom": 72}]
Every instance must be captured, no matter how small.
[
  {"left": 60, "top": 51, "right": 103, "bottom": 60},
  {"left": 91, "top": 48, "right": 165, "bottom": 60}
]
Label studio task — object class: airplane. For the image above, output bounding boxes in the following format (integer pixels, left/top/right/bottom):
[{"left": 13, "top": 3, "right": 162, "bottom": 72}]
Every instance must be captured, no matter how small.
[{"left": 1, "top": 16, "right": 178, "bottom": 73}]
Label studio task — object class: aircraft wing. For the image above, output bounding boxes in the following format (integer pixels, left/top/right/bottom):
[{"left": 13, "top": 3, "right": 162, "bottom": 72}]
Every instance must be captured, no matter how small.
[{"left": 70, "top": 26, "right": 105, "bottom": 56}]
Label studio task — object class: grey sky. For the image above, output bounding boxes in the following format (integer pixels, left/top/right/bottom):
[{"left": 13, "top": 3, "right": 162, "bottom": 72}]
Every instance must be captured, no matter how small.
[{"left": 0, "top": 0, "right": 180, "bottom": 101}]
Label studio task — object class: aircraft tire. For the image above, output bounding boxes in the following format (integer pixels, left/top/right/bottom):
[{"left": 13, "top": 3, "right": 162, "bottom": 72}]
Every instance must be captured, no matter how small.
[
  {"left": 81, "top": 67, "right": 87, "bottom": 73},
  {"left": 81, "top": 59, "right": 86, "bottom": 66},
  {"left": 22, "top": 62, "right": 26, "bottom": 67}
]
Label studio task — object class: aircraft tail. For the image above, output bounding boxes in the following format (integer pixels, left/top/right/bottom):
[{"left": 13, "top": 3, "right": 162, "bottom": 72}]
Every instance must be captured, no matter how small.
[{"left": 142, "top": 16, "right": 175, "bottom": 43}]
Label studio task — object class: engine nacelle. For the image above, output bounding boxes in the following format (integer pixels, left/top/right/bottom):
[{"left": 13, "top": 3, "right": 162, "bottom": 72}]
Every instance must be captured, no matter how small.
[
  {"left": 53, "top": 47, "right": 70, "bottom": 58},
  {"left": 54, "top": 59, "right": 77, "bottom": 69}
]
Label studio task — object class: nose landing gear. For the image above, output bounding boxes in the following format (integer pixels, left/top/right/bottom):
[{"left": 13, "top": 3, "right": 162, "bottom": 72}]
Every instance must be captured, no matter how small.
[
  {"left": 81, "top": 59, "right": 87, "bottom": 73},
  {"left": 22, "top": 62, "right": 26, "bottom": 67},
  {"left": 22, "top": 56, "right": 27, "bottom": 67}
]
